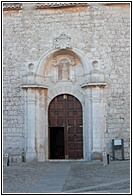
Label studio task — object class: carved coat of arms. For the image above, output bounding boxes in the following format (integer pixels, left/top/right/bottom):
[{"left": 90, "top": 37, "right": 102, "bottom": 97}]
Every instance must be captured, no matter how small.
[{"left": 54, "top": 33, "right": 71, "bottom": 49}]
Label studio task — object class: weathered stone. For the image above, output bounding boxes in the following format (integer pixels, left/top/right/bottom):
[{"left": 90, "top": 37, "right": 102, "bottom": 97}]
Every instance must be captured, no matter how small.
[
  {"left": 3, "top": 2, "right": 130, "bottom": 162},
  {"left": 91, "top": 152, "right": 102, "bottom": 161}
]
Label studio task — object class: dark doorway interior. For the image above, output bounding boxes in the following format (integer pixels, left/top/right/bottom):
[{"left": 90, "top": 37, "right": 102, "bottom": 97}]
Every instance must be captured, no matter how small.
[{"left": 50, "top": 127, "right": 65, "bottom": 159}]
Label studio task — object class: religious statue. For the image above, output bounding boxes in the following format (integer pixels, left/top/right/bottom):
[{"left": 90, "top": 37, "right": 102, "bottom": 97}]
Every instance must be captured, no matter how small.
[{"left": 62, "top": 63, "right": 69, "bottom": 80}]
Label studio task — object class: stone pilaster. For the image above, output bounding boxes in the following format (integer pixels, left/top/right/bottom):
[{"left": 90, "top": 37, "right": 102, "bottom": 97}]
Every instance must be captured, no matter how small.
[
  {"left": 91, "top": 88, "right": 101, "bottom": 153},
  {"left": 25, "top": 89, "right": 36, "bottom": 161},
  {"left": 21, "top": 85, "right": 48, "bottom": 162},
  {"left": 84, "top": 91, "right": 92, "bottom": 160},
  {"left": 81, "top": 82, "right": 107, "bottom": 160}
]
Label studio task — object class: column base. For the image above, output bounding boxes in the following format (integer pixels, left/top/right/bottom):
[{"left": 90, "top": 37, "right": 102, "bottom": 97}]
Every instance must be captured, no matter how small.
[
  {"left": 37, "top": 152, "right": 45, "bottom": 162},
  {"left": 91, "top": 151, "right": 102, "bottom": 161},
  {"left": 25, "top": 150, "right": 36, "bottom": 162}
]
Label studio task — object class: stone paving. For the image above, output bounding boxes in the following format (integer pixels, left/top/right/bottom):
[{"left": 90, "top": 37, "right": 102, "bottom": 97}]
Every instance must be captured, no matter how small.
[
  {"left": 62, "top": 160, "right": 130, "bottom": 193},
  {"left": 3, "top": 160, "right": 130, "bottom": 194},
  {"left": 3, "top": 162, "right": 51, "bottom": 193}
]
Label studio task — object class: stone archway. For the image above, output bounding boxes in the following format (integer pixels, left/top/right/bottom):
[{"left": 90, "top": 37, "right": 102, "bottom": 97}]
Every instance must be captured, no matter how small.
[
  {"left": 21, "top": 46, "right": 107, "bottom": 162},
  {"left": 48, "top": 94, "right": 83, "bottom": 160}
]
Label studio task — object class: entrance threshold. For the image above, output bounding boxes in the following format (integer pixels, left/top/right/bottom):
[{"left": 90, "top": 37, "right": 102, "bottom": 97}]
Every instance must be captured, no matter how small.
[{"left": 49, "top": 159, "right": 84, "bottom": 162}]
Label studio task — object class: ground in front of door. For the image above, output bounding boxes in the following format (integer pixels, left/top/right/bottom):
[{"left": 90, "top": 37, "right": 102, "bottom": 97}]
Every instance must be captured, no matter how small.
[{"left": 3, "top": 160, "right": 130, "bottom": 193}]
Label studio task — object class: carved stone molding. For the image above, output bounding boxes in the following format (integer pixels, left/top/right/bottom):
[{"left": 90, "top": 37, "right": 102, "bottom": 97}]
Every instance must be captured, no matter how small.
[
  {"left": 81, "top": 82, "right": 107, "bottom": 88},
  {"left": 3, "top": 3, "right": 22, "bottom": 11},
  {"left": 20, "top": 85, "right": 48, "bottom": 89},
  {"left": 35, "top": 3, "right": 88, "bottom": 9},
  {"left": 54, "top": 33, "right": 71, "bottom": 49}
]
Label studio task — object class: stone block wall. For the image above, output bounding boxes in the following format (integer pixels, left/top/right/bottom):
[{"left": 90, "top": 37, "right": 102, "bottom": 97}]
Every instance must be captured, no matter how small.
[{"left": 3, "top": 3, "right": 130, "bottom": 161}]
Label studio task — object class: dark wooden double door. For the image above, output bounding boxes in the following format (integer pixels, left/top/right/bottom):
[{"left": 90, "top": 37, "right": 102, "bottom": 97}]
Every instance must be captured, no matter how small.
[{"left": 48, "top": 94, "right": 83, "bottom": 159}]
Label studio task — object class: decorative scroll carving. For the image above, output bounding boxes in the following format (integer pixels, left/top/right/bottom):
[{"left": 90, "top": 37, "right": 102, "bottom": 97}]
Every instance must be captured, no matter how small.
[
  {"left": 3, "top": 3, "right": 22, "bottom": 11},
  {"left": 54, "top": 33, "right": 71, "bottom": 49},
  {"left": 71, "top": 57, "right": 76, "bottom": 66},
  {"left": 52, "top": 58, "right": 57, "bottom": 67}
]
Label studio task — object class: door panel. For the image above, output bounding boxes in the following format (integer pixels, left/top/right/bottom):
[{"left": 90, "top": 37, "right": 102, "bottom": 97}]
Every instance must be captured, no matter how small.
[
  {"left": 48, "top": 94, "right": 83, "bottom": 159},
  {"left": 76, "top": 127, "right": 82, "bottom": 134},
  {"left": 68, "top": 127, "right": 75, "bottom": 134}
]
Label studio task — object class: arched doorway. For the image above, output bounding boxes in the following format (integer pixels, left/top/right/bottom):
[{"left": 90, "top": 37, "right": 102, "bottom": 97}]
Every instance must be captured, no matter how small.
[{"left": 48, "top": 94, "right": 83, "bottom": 159}]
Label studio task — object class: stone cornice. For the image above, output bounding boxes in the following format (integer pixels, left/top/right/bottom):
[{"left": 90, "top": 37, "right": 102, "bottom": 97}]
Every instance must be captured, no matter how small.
[
  {"left": 81, "top": 82, "right": 107, "bottom": 88},
  {"left": 35, "top": 3, "right": 88, "bottom": 9},
  {"left": 20, "top": 85, "right": 48, "bottom": 89},
  {"left": 3, "top": 3, "right": 22, "bottom": 11}
]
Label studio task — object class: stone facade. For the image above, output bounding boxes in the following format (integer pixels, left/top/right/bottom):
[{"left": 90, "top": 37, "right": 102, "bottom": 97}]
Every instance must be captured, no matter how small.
[{"left": 3, "top": 3, "right": 130, "bottom": 162}]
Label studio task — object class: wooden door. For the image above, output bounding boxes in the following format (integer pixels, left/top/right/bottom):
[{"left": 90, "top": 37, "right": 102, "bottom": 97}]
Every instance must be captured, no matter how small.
[{"left": 48, "top": 94, "right": 83, "bottom": 159}]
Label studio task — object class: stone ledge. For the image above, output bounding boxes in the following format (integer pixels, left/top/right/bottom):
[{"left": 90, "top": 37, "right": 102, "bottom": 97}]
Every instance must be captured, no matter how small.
[
  {"left": 20, "top": 85, "right": 48, "bottom": 89},
  {"left": 35, "top": 3, "right": 88, "bottom": 9},
  {"left": 81, "top": 82, "right": 107, "bottom": 88},
  {"left": 3, "top": 3, "right": 22, "bottom": 11}
]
